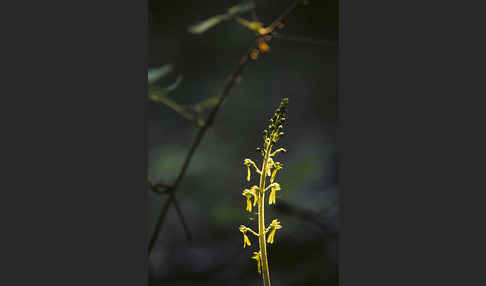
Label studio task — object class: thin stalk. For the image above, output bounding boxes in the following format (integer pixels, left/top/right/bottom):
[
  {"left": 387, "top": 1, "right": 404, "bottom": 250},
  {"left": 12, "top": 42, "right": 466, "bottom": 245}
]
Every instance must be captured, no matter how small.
[{"left": 258, "top": 143, "right": 273, "bottom": 286}]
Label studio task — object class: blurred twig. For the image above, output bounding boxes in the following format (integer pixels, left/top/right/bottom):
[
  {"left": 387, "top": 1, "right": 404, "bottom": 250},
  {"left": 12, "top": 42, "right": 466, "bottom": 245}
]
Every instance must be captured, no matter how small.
[
  {"left": 149, "top": 91, "right": 196, "bottom": 122},
  {"left": 148, "top": 0, "right": 308, "bottom": 254},
  {"left": 171, "top": 194, "right": 192, "bottom": 242},
  {"left": 149, "top": 88, "right": 205, "bottom": 128},
  {"left": 188, "top": 1, "right": 256, "bottom": 34},
  {"left": 149, "top": 181, "right": 193, "bottom": 242}
]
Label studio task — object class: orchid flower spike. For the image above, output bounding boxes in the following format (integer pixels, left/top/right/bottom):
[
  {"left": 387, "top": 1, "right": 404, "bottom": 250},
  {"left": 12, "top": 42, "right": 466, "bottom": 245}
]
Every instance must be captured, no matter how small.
[{"left": 239, "top": 225, "right": 252, "bottom": 248}]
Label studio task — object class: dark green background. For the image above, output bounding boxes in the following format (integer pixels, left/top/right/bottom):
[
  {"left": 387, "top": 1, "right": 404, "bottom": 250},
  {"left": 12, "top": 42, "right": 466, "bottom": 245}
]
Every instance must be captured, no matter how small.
[{"left": 148, "top": 1, "right": 338, "bottom": 285}]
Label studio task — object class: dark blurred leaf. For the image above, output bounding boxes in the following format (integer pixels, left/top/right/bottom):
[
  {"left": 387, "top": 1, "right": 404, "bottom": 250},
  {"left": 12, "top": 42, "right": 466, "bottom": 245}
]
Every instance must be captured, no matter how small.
[
  {"left": 148, "top": 64, "right": 172, "bottom": 84},
  {"left": 188, "top": 14, "right": 229, "bottom": 34},
  {"left": 149, "top": 88, "right": 196, "bottom": 122},
  {"left": 148, "top": 65, "right": 183, "bottom": 98},
  {"left": 227, "top": 1, "right": 255, "bottom": 15},
  {"left": 167, "top": 75, "right": 183, "bottom": 91},
  {"left": 188, "top": 1, "right": 256, "bottom": 34},
  {"left": 192, "top": 95, "right": 220, "bottom": 113}
]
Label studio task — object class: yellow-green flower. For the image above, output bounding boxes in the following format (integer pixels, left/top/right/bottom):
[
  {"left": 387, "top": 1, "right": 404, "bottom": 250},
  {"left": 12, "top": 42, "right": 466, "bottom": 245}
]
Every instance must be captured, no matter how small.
[
  {"left": 267, "top": 219, "right": 282, "bottom": 244},
  {"left": 242, "top": 186, "right": 259, "bottom": 212},
  {"left": 242, "top": 191, "right": 253, "bottom": 212},
  {"left": 239, "top": 225, "right": 252, "bottom": 248},
  {"left": 266, "top": 157, "right": 275, "bottom": 176},
  {"left": 268, "top": 183, "right": 281, "bottom": 205},
  {"left": 250, "top": 185, "right": 260, "bottom": 206},
  {"left": 264, "top": 137, "right": 271, "bottom": 148},
  {"left": 270, "top": 148, "right": 287, "bottom": 157},
  {"left": 252, "top": 251, "right": 262, "bottom": 274},
  {"left": 244, "top": 159, "right": 252, "bottom": 181},
  {"left": 270, "top": 162, "right": 283, "bottom": 183},
  {"left": 243, "top": 158, "right": 260, "bottom": 182},
  {"left": 244, "top": 234, "right": 251, "bottom": 247}
]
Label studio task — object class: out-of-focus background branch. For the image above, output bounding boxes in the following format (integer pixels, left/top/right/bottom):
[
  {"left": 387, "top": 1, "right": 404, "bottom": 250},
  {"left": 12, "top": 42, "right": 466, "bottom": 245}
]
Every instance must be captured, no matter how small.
[{"left": 148, "top": 0, "right": 338, "bottom": 285}]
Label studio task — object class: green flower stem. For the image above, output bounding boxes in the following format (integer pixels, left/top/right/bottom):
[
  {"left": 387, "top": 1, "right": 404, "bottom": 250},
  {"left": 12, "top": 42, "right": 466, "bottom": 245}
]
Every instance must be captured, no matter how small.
[
  {"left": 258, "top": 142, "right": 273, "bottom": 286},
  {"left": 247, "top": 228, "right": 259, "bottom": 237}
]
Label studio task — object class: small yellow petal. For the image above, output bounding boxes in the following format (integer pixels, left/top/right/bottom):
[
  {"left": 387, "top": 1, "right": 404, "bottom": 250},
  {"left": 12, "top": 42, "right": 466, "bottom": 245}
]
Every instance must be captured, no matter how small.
[
  {"left": 270, "top": 168, "right": 278, "bottom": 183},
  {"left": 244, "top": 234, "right": 251, "bottom": 248},
  {"left": 266, "top": 158, "right": 274, "bottom": 176},
  {"left": 246, "top": 166, "right": 251, "bottom": 181},
  {"left": 269, "top": 189, "right": 276, "bottom": 205},
  {"left": 252, "top": 252, "right": 261, "bottom": 274},
  {"left": 246, "top": 198, "right": 252, "bottom": 212},
  {"left": 250, "top": 185, "right": 260, "bottom": 192},
  {"left": 267, "top": 228, "right": 276, "bottom": 244},
  {"left": 271, "top": 219, "right": 282, "bottom": 229}
]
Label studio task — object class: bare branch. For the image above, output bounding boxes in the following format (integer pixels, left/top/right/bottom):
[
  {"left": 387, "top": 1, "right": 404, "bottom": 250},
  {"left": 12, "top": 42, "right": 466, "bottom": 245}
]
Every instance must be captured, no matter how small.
[
  {"left": 148, "top": 182, "right": 192, "bottom": 247},
  {"left": 171, "top": 194, "right": 193, "bottom": 242}
]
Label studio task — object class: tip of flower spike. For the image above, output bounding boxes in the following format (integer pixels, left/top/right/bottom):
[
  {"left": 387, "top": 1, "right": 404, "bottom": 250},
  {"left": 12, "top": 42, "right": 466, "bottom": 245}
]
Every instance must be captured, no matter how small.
[{"left": 263, "top": 98, "right": 289, "bottom": 145}]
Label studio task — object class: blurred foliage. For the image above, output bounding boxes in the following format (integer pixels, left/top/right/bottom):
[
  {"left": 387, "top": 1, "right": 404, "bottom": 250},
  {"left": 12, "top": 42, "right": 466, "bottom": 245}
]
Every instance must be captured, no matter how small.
[
  {"left": 188, "top": 1, "right": 256, "bottom": 34},
  {"left": 148, "top": 65, "right": 173, "bottom": 84},
  {"left": 148, "top": 65, "right": 183, "bottom": 96}
]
